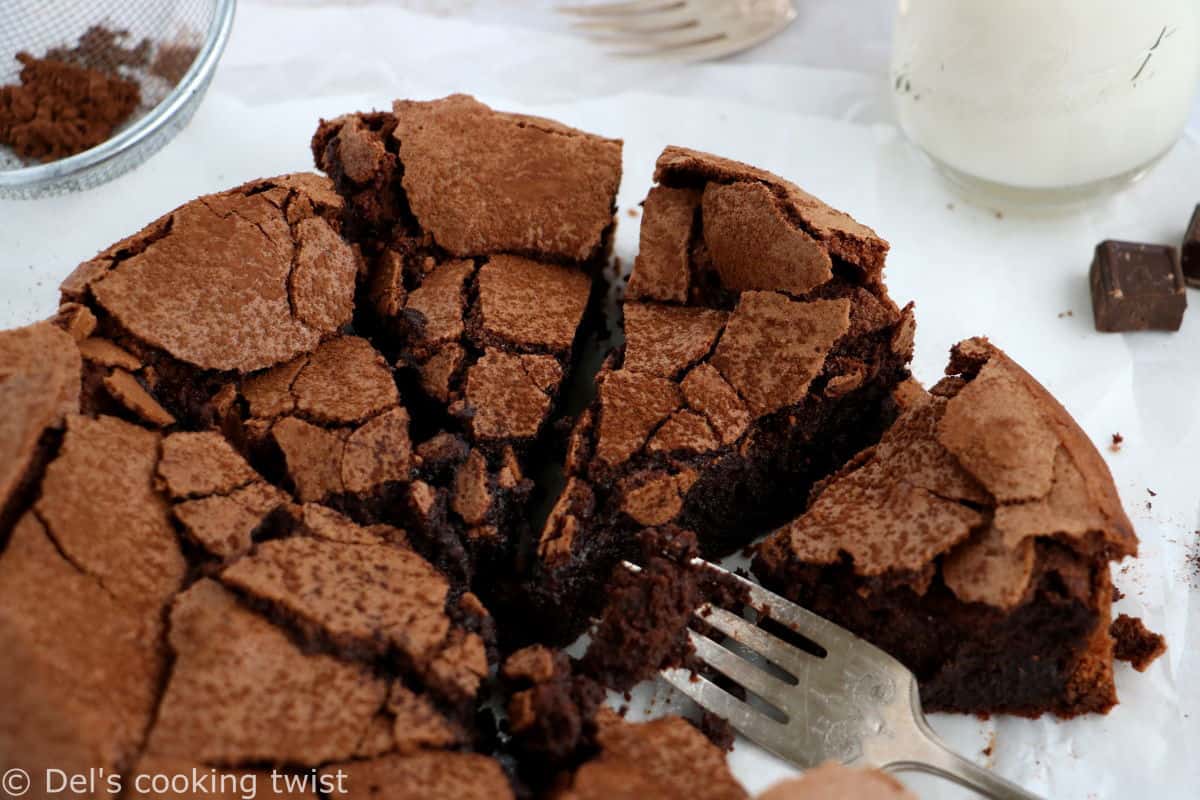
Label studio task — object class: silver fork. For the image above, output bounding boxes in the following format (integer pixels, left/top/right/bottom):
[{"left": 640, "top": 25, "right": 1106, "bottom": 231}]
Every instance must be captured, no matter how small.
[
  {"left": 627, "top": 559, "right": 1045, "bottom": 800},
  {"left": 558, "top": 0, "right": 796, "bottom": 62}
]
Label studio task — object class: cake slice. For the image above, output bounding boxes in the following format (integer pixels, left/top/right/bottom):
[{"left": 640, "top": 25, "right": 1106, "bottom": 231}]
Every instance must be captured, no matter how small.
[
  {"left": 312, "top": 94, "right": 622, "bottom": 590},
  {"left": 58, "top": 173, "right": 359, "bottom": 429},
  {"left": 531, "top": 147, "right": 914, "bottom": 641},
  {"left": 754, "top": 338, "right": 1146, "bottom": 717}
]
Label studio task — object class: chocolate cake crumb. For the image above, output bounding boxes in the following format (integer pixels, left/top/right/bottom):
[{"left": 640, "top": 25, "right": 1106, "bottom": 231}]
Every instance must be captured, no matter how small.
[
  {"left": 0, "top": 52, "right": 141, "bottom": 162},
  {"left": 1111, "top": 614, "right": 1166, "bottom": 672}
]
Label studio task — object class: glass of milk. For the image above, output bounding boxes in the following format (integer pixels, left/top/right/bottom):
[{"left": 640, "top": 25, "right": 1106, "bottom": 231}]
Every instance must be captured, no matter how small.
[{"left": 892, "top": 0, "right": 1200, "bottom": 203}]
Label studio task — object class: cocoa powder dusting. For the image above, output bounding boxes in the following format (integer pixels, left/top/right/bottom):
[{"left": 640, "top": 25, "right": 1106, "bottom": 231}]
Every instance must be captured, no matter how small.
[{"left": 0, "top": 52, "right": 141, "bottom": 162}]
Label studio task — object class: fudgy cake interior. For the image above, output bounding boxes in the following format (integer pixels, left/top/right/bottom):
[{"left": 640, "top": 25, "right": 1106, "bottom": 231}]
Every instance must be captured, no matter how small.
[
  {"left": 530, "top": 146, "right": 915, "bottom": 643},
  {"left": 754, "top": 338, "right": 1144, "bottom": 717}
]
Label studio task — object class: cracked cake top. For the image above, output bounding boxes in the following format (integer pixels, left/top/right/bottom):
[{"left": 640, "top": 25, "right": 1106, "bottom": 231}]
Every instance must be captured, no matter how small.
[
  {"left": 757, "top": 338, "right": 1137, "bottom": 609},
  {"left": 60, "top": 173, "right": 357, "bottom": 375},
  {"left": 313, "top": 94, "right": 622, "bottom": 264},
  {"left": 629, "top": 146, "right": 890, "bottom": 305}
]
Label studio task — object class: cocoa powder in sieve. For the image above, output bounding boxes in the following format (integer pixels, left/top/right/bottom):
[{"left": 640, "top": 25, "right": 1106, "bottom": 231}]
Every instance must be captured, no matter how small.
[{"left": 0, "top": 51, "right": 141, "bottom": 163}]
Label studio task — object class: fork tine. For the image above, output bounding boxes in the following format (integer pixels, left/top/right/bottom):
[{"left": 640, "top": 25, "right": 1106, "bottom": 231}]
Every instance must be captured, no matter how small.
[
  {"left": 687, "top": 629, "right": 795, "bottom": 711},
  {"left": 609, "top": 30, "right": 725, "bottom": 57},
  {"left": 557, "top": 0, "right": 685, "bottom": 17},
  {"left": 613, "top": 13, "right": 793, "bottom": 60},
  {"left": 694, "top": 559, "right": 853, "bottom": 651},
  {"left": 569, "top": 10, "right": 698, "bottom": 35},
  {"left": 660, "top": 667, "right": 787, "bottom": 736},
  {"left": 697, "top": 604, "right": 818, "bottom": 677}
]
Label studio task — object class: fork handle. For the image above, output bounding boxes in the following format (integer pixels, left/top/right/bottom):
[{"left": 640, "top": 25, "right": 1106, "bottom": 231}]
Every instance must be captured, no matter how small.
[{"left": 885, "top": 715, "right": 1046, "bottom": 800}]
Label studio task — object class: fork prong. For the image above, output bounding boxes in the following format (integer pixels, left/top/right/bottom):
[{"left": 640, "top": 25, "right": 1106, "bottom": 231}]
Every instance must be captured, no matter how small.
[
  {"left": 687, "top": 629, "right": 795, "bottom": 711},
  {"left": 660, "top": 667, "right": 786, "bottom": 737},
  {"left": 557, "top": 0, "right": 685, "bottom": 17},
  {"left": 695, "top": 559, "right": 852, "bottom": 651},
  {"left": 569, "top": 10, "right": 698, "bottom": 35},
  {"left": 612, "top": 13, "right": 793, "bottom": 61},
  {"left": 697, "top": 605, "right": 818, "bottom": 677}
]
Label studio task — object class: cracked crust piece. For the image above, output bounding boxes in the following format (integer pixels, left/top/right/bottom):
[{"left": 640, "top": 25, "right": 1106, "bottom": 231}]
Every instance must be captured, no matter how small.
[
  {"left": 757, "top": 763, "right": 917, "bottom": 800},
  {"left": 0, "top": 512, "right": 167, "bottom": 786},
  {"left": 554, "top": 709, "right": 748, "bottom": 800},
  {"left": 145, "top": 579, "right": 390, "bottom": 766},
  {"left": 323, "top": 751, "right": 515, "bottom": 800},
  {"left": 0, "top": 412, "right": 187, "bottom": 785},
  {"left": 754, "top": 338, "right": 1139, "bottom": 718},
  {"left": 237, "top": 335, "right": 413, "bottom": 506},
  {"left": 57, "top": 173, "right": 359, "bottom": 430},
  {"left": 0, "top": 321, "right": 80, "bottom": 539},
  {"left": 313, "top": 94, "right": 621, "bottom": 264},
  {"left": 311, "top": 96, "right": 614, "bottom": 441},
  {"left": 629, "top": 147, "right": 889, "bottom": 304},
  {"left": 219, "top": 534, "right": 488, "bottom": 705}
]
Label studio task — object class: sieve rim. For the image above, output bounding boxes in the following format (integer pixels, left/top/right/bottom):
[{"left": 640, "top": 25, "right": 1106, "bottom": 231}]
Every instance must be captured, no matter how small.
[{"left": 0, "top": 0, "right": 237, "bottom": 193}]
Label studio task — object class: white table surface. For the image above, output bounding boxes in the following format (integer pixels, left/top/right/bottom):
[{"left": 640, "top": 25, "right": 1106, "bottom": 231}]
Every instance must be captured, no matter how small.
[{"left": 2, "top": 3, "right": 1199, "bottom": 798}]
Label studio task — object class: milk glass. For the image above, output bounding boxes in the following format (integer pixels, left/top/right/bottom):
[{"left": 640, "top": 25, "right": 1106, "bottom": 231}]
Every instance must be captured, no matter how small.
[{"left": 892, "top": 0, "right": 1200, "bottom": 203}]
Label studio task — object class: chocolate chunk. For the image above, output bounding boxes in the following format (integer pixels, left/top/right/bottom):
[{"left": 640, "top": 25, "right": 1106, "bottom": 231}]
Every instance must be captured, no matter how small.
[
  {"left": 1183, "top": 205, "right": 1200, "bottom": 288},
  {"left": 1089, "top": 240, "right": 1186, "bottom": 332}
]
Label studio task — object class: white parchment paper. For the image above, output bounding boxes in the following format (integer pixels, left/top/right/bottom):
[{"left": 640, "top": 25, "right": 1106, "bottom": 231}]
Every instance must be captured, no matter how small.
[{"left": 1, "top": 6, "right": 1196, "bottom": 798}]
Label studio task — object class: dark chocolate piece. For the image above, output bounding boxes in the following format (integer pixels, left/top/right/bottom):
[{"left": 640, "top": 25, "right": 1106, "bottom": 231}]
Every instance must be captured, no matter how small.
[
  {"left": 1182, "top": 205, "right": 1200, "bottom": 288},
  {"left": 1089, "top": 240, "right": 1186, "bottom": 332}
]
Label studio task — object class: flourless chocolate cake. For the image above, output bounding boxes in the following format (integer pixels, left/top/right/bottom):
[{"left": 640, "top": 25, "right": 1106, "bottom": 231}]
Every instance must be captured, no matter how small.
[
  {"left": 754, "top": 338, "right": 1150, "bottom": 717},
  {"left": 530, "top": 146, "right": 914, "bottom": 641},
  {"left": 0, "top": 93, "right": 1165, "bottom": 798}
]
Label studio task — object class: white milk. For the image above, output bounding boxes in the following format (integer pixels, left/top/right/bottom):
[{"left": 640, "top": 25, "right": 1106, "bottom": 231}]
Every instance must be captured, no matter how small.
[{"left": 892, "top": 0, "right": 1200, "bottom": 197}]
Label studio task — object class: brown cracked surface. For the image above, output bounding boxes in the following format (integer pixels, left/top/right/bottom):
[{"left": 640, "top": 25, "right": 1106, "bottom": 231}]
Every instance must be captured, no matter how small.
[
  {"left": 0, "top": 322, "right": 80, "bottom": 533},
  {"left": 389, "top": 94, "right": 621, "bottom": 262},
  {"left": 759, "top": 338, "right": 1135, "bottom": 607},
  {"left": 555, "top": 710, "right": 747, "bottom": 800},
  {"left": 146, "top": 579, "right": 390, "bottom": 766},
  {"left": 325, "top": 751, "right": 515, "bottom": 800},
  {"left": 753, "top": 338, "right": 1139, "bottom": 718},
  {"left": 757, "top": 764, "right": 917, "bottom": 800},
  {"left": 61, "top": 173, "right": 357, "bottom": 375}
]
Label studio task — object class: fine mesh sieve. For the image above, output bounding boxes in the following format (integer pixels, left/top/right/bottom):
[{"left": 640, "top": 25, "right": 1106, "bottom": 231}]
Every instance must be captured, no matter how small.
[{"left": 0, "top": 0, "right": 235, "bottom": 199}]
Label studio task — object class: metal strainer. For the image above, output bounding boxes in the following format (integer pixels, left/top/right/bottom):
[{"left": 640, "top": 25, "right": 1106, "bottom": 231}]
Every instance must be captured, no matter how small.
[{"left": 0, "top": 0, "right": 235, "bottom": 199}]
